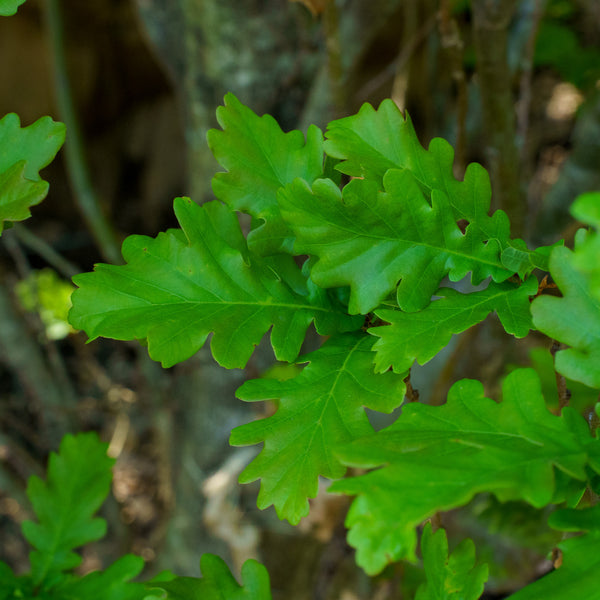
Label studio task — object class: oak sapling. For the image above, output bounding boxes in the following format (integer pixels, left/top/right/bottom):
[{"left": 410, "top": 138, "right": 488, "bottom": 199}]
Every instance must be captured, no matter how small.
[{"left": 63, "top": 93, "right": 600, "bottom": 597}]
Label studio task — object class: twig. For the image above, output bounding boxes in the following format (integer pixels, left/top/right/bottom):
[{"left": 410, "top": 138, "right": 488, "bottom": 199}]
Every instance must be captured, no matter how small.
[
  {"left": 472, "top": 0, "right": 524, "bottom": 237},
  {"left": 588, "top": 395, "right": 600, "bottom": 436},
  {"left": 43, "top": 0, "right": 122, "bottom": 264},
  {"left": 0, "top": 273, "right": 75, "bottom": 443},
  {"left": 429, "top": 326, "right": 478, "bottom": 406},
  {"left": 404, "top": 371, "right": 420, "bottom": 403},
  {"left": 429, "top": 511, "right": 442, "bottom": 532},
  {"left": 2, "top": 233, "right": 78, "bottom": 418},
  {"left": 322, "top": 0, "right": 346, "bottom": 116},
  {"left": 12, "top": 224, "right": 78, "bottom": 279},
  {"left": 438, "top": 0, "right": 468, "bottom": 176},
  {"left": 517, "top": 0, "right": 546, "bottom": 165},
  {"left": 550, "top": 340, "right": 570, "bottom": 411},
  {"left": 356, "top": 13, "right": 436, "bottom": 103}
]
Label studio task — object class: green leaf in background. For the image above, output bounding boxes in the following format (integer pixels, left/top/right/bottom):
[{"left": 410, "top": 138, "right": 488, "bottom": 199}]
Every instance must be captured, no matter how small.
[
  {"left": 570, "top": 191, "right": 600, "bottom": 299},
  {"left": 323, "top": 99, "right": 547, "bottom": 275},
  {"left": 534, "top": 21, "right": 600, "bottom": 89},
  {"left": 0, "top": 113, "right": 65, "bottom": 233},
  {"left": 70, "top": 198, "right": 359, "bottom": 369},
  {"left": 548, "top": 503, "right": 600, "bottom": 533},
  {"left": 506, "top": 532, "right": 600, "bottom": 600},
  {"left": 230, "top": 332, "right": 405, "bottom": 524},
  {"left": 0, "top": 0, "right": 26, "bottom": 16},
  {"left": 21, "top": 433, "right": 114, "bottom": 586},
  {"left": 149, "top": 554, "right": 272, "bottom": 600},
  {"left": 415, "top": 523, "right": 488, "bottom": 600},
  {"left": 208, "top": 93, "right": 324, "bottom": 255},
  {"left": 53, "top": 554, "right": 146, "bottom": 600},
  {"left": 279, "top": 169, "right": 512, "bottom": 314},
  {"left": 16, "top": 268, "right": 75, "bottom": 340},
  {"left": 0, "top": 561, "right": 22, "bottom": 600},
  {"left": 371, "top": 278, "right": 537, "bottom": 374},
  {"left": 330, "top": 368, "right": 600, "bottom": 574},
  {"left": 531, "top": 245, "right": 600, "bottom": 388}
]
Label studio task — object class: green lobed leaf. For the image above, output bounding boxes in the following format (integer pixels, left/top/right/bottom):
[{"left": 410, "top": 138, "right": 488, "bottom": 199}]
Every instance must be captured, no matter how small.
[
  {"left": 531, "top": 245, "right": 600, "bottom": 388},
  {"left": 323, "top": 99, "right": 547, "bottom": 275},
  {"left": 52, "top": 554, "right": 146, "bottom": 600},
  {"left": 548, "top": 504, "right": 600, "bottom": 532},
  {"left": 21, "top": 433, "right": 114, "bottom": 586},
  {"left": 69, "top": 198, "right": 360, "bottom": 369},
  {"left": 208, "top": 93, "right": 324, "bottom": 255},
  {"left": 329, "top": 368, "right": 600, "bottom": 574},
  {"left": 0, "top": 561, "right": 21, "bottom": 600},
  {"left": 508, "top": 503, "right": 600, "bottom": 599},
  {"left": 371, "top": 278, "right": 537, "bottom": 374},
  {"left": 415, "top": 523, "right": 488, "bottom": 600},
  {"left": 570, "top": 191, "right": 600, "bottom": 299},
  {"left": 0, "top": 0, "right": 26, "bottom": 16},
  {"left": 506, "top": 532, "right": 600, "bottom": 600},
  {"left": 278, "top": 169, "right": 512, "bottom": 314},
  {"left": 149, "top": 554, "right": 272, "bottom": 600},
  {"left": 0, "top": 113, "right": 65, "bottom": 233},
  {"left": 230, "top": 332, "right": 405, "bottom": 524}
]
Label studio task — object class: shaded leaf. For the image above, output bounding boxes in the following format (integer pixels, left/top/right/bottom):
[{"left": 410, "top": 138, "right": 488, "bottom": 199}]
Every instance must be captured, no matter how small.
[
  {"left": 371, "top": 279, "right": 537, "bottom": 374},
  {"left": 150, "top": 554, "right": 271, "bottom": 600},
  {"left": 507, "top": 504, "right": 600, "bottom": 599},
  {"left": 70, "top": 198, "right": 359, "bottom": 369},
  {"left": 230, "top": 332, "right": 405, "bottom": 524},
  {"left": 506, "top": 532, "right": 600, "bottom": 600},
  {"left": 570, "top": 191, "right": 600, "bottom": 299},
  {"left": 548, "top": 504, "right": 600, "bottom": 532},
  {"left": 208, "top": 93, "right": 324, "bottom": 255},
  {"left": 531, "top": 245, "right": 600, "bottom": 388},
  {"left": 21, "top": 433, "right": 114, "bottom": 586},
  {"left": 0, "top": 562, "right": 22, "bottom": 600},
  {"left": 278, "top": 170, "right": 512, "bottom": 314},
  {"left": 0, "top": 114, "right": 65, "bottom": 233},
  {"left": 415, "top": 523, "right": 487, "bottom": 600},
  {"left": 330, "top": 369, "right": 600, "bottom": 574},
  {"left": 54, "top": 555, "right": 146, "bottom": 600},
  {"left": 324, "top": 99, "right": 547, "bottom": 275}
]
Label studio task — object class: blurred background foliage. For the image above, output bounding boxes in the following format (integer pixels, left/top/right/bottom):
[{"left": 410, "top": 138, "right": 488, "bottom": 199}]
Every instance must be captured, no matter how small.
[{"left": 0, "top": 0, "right": 599, "bottom": 598}]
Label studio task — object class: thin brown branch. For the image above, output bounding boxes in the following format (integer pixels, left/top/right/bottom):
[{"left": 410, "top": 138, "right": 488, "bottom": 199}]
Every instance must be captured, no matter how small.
[
  {"left": 44, "top": 0, "right": 122, "bottom": 264},
  {"left": 404, "top": 371, "right": 420, "bottom": 403},
  {"left": 517, "top": 0, "right": 546, "bottom": 164},
  {"left": 13, "top": 224, "right": 78, "bottom": 279},
  {"left": 472, "top": 0, "right": 524, "bottom": 237},
  {"left": 550, "top": 340, "right": 570, "bottom": 411},
  {"left": 323, "top": 0, "right": 346, "bottom": 116},
  {"left": 438, "top": 0, "right": 468, "bottom": 176},
  {"left": 356, "top": 13, "right": 436, "bottom": 103}
]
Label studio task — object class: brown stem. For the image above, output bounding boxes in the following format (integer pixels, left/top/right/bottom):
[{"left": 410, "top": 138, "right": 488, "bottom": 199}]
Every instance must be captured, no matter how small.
[
  {"left": 0, "top": 272, "right": 75, "bottom": 443},
  {"left": 429, "top": 326, "right": 478, "bottom": 406},
  {"left": 404, "top": 371, "right": 420, "bottom": 403},
  {"left": 517, "top": 0, "right": 546, "bottom": 164},
  {"left": 550, "top": 340, "right": 570, "bottom": 411},
  {"left": 323, "top": 0, "right": 346, "bottom": 116},
  {"left": 472, "top": 0, "right": 524, "bottom": 237},
  {"left": 13, "top": 224, "right": 78, "bottom": 279},
  {"left": 44, "top": 0, "right": 122, "bottom": 264},
  {"left": 429, "top": 511, "right": 442, "bottom": 532},
  {"left": 438, "top": 0, "right": 468, "bottom": 176}
]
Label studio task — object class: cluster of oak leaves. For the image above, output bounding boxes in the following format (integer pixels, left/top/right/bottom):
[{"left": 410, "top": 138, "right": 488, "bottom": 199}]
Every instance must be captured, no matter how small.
[{"left": 1, "top": 5, "right": 600, "bottom": 591}]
